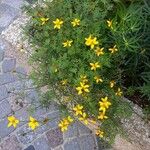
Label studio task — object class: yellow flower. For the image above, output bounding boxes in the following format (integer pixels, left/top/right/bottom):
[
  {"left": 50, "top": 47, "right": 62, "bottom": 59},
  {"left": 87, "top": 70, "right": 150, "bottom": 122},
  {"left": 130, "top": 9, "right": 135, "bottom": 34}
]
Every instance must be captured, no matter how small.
[
  {"left": 99, "top": 97, "right": 111, "bottom": 112},
  {"left": 80, "top": 75, "right": 88, "bottom": 83},
  {"left": 79, "top": 113, "right": 88, "bottom": 125},
  {"left": 71, "top": 18, "right": 80, "bottom": 27},
  {"left": 110, "top": 80, "right": 116, "bottom": 88},
  {"left": 85, "top": 35, "right": 99, "bottom": 49},
  {"left": 90, "top": 62, "right": 101, "bottom": 71},
  {"left": 115, "top": 88, "right": 123, "bottom": 96},
  {"left": 7, "top": 116, "right": 19, "bottom": 128},
  {"left": 67, "top": 116, "right": 74, "bottom": 123},
  {"left": 62, "top": 40, "right": 73, "bottom": 47},
  {"left": 61, "top": 79, "right": 68, "bottom": 85},
  {"left": 107, "top": 19, "right": 113, "bottom": 29},
  {"left": 28, "top": 116, "right": 39, "bottom": 130},
  {"left": 58, "top": 119, "right": 69, "bottom": 132},
  {"left": 94, "top": 47, "right": 104, "bottom": 56},
  {"left": 94, "top": 76, "right": 103, "bottom": 83},
  {"left": 98, "top": 112, "right": 108, "bottom": 120},
  {"left": 76, "top": 82, "right": 90, "bottom": 95},
  {"left": 109, "top": 45, "right": 118, "bottom": 53},
  {"left": 73, "top": 104, "right": 83, "bottom": 116},
  {"left": 96, "top": 130, "right": 104, "bottom": 138},
  {"left": 53, "top": 18, "right": 63, "bottom": 29},
  {"left": 58, "top": 116, "right": 73, "bottom": 132},
  {"left": 40, "top": 17, "right": 49, "bottom": 25}
]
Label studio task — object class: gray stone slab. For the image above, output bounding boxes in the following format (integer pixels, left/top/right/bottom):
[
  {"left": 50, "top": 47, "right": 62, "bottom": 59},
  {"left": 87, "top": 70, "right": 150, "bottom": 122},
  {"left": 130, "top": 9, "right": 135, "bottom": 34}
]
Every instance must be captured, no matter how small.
[
  {"left": 24, "top": 145, "right": 35, "bottom": 150},
  {"left": 0, "top": 4, "right": 19, "bottom": 29},
  {"left": 0, "top": 135, "right": 22, "bottom": 150},
  {"left": 17, "top": 125, "right": 37, "bottom": 144},
  {"left": 1, "top": 0, "right": 24, "bottom": 10},
  {"left": 0, "top": 100, "right": 11, "bottom": 119},
  {"left": 25, "top": 89, "right": 39, "bottom": 103},
  {"left": 64, "top": 122, "right": 79, "bottom": 139},
  {"left": 46, "top": 111, "right": 60, "bottom": 129},
  {"left": 0, "top": 73, "right": 16, "bottom": 85},
  {"left": 0, "top": 39, "right": 6, "bottom": 59},
  {"left": 34, "top": 137, "right": 51, "bottom": 150},
  {"left": 5, "top": 80, "right": 25, "bottom": 92},
  {"left": 53, "top": 146, "right": 63, "bottom": 150},
  {"left": 0, "top": 85, "right": 8, "bottom": 101},
  {"left": 15, "top": 66, "right": 27, "bottom": 76},
  {"left": 78, "top": 135, "right": 98, "bottom": 150},
  {"left": 0, "top": 46, "right": 5, "bottom": 62},
  {"left": 63, "top": 138, "right": 81, "bottom": 150},
  {"left": 15, "top": 107, "right": 29, "bottom": 127},
  {"left": 2, "top": 58, "right": 16, "bottom": 73},
  {"left": 35, "top": 111, "right": 60, "bottom": 135},
  {"left": 0, "top": 118, "right": 15, "bottom": 138},
  {"left": 46, "top": 128, "right": 63, "bottom": 148},
  {"left": 78, "top": 122, "right": 92, "bottom": 135}
]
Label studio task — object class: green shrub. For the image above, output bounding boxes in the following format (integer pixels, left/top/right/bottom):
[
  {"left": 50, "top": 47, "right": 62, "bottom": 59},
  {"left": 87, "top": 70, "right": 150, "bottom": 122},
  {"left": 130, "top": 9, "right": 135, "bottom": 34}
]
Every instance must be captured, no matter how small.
[{"left": 23, "top": 0, "right": 150, "bottom": 143}]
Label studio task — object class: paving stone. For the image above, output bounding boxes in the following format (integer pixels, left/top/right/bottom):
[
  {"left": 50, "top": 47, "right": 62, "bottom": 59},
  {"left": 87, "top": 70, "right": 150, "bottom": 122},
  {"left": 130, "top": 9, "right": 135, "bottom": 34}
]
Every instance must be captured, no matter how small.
[
  {"left": 0, "top": 85, "right": 8, "bottom": 101},
  {"left": 24, "top": 145, "right": 35, "bottom": 150},
  {"left": 0, "top": 47, "right": 4, "bottom": 62},
  {"left": 46, "top": 111, "right": 60, "bottom": 129},
  {"left": 0, "top": 118, "right": 15, "bottom": 138},
  {"left": 46, "top": 128, "right": 63, "bottom": 148},
  {"left": 0, "top": 73, "right": 16, "bottom": 85},
  {"left": 16, "top": 66, "right": 27, "bottom": 76},
  {"left": 0, "top": 135, "right": 22, "bottom": 150},
  {"left": 0, "top": 39, "right": 6, "bottom": 60},
  {"left": 25, "top": 89, "right": 39, "bottom": 103},
  {"left": 2, "top": 58, "right": 16, "bottom": 73},
  {"left": 15, "top": 107, "right": 29, "bottom": 126},
  {"left": 78, "top": 122, "right": 92, "bottom": 135},
  {"left": 78, "top": 135, "right": 98, "bottom": 150},
  {"left": 64, "top": 122, "right": 79, "bottom": 139},
  {"left": 0, "top": 4, "right": 19, "bottom": 29},
  {"left": 5, "top": 80, "right": 26, "bottom": 92},
  {"left": 0, "top": 100, "right": 11, "bottom": 119},
  {"left": 17, "top": 125, "right": 37, "bottom": 144},
  {"left": 53, "top": 146, "right": 63, "bottom": 150},
  {"left": 34, "top": 136, "right": 51, "bottom": 150},
  {"left": 35, "top": 111, "right": 60, "bottom": 135},
  {"left": 63, "top": 138, "right": 81, "bottom": 150},
  {"left": 1, "top": 0, "right": 24, "bottom": 10}
]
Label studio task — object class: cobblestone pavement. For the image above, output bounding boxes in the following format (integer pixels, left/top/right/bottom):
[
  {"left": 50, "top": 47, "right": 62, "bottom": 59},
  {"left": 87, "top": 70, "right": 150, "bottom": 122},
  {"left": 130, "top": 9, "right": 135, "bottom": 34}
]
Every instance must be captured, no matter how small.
[{"left": 0, "top": 1, "right": 104, "bottom": 150}]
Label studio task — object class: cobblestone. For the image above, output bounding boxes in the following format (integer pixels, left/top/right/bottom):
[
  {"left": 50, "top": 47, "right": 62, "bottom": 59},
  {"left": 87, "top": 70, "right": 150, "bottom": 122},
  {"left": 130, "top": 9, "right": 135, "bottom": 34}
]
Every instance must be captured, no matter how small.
[
  {"left": 0, "top": 135, "right": 22, "bottom": 150},
  {"left": 63, "top": 138, "right": 80, "bottom": 150},
  {"left": 2, "top": 58, "right": 16, "bottom": 73},
  {"left": 17, "top": 125, "right": 37, "bottom": 145},
  {"left": 0, "top": 4, "right": 19, "bottom": 32},
  {"left": 0, "top": 100, "right": 11, "bottom": 119},
  {"left": 16, "top": 66, "right": 27, "bottom": 76},
  {"left": 78, "top": 122, "right": 92, "bottom": 135},
  {"left": 0, "top": 85, "right": 8, "bottom": 101},
  {"left": 0, "top": 73, "right": 16, "bottom": 85},
  {"left": 64, "top": 122, "right": 79, "bottom": 139},
  {"left": 1, "top": 0, "right": 25, "bottom": 10},
  {"left": 24, "top": 145, "right": 35, "bottom": 150},
  {"left": 78, "top": 135, "right": 98, "bottom": 150},
  {"left": 46, "top": 128, "right": 63, "bottom": 148},
  {"left": 0, "top": 48, "right": 4, "bottom": 62},
  {"left": 34, "top": 136, "right": 51, "bottom": 150},
  {"left": 0, "top": 118, "right": 15, "bottom": 138}
]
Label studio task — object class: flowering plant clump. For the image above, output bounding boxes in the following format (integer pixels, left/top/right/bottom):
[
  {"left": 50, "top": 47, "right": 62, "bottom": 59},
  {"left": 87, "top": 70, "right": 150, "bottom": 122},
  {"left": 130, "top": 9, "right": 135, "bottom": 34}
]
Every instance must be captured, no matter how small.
[{"left": 22, "top": 0, "right": 150, "bottom": 142}]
